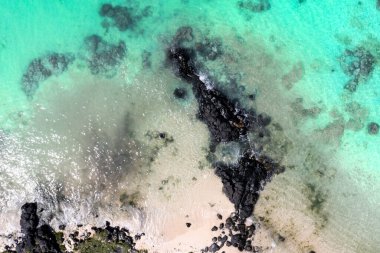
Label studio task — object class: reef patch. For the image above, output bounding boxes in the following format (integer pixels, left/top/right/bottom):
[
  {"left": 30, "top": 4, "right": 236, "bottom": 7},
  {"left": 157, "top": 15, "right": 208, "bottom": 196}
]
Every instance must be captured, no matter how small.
[
  {"left": 339, "top": 47, "right": 376, "bottom": 92},
  {"left": 83, "top": 35, "right": 126, "bottom": 75},
  {"left": 99, "top": 3, "right": 152, "bottom": 31},
  {"left": 237, "top": 0, "right": 271, "bottom": 13},
  {"left": 21, "top": 53, "right": 74, "bottom": 97}
]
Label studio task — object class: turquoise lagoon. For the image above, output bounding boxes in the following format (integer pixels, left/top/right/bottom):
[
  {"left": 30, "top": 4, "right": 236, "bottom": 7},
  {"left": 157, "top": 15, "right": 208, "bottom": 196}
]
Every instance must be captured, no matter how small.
[{"left": 0, "top": 1, "right": 379, "bottom": 252}]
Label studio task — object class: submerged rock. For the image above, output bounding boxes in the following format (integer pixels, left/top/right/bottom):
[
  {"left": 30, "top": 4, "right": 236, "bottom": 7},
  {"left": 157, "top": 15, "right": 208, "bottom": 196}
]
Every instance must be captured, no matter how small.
[
  {"left": 195, "top": 37, "right": 223, "bottom": 61},
  {"left": 237, "top": 0, "right": 271, "bottom": 13},
  {"left": 368, "top": 122, "right": 379, "bottom": 135},
  {"left": 7, "top": 203, "right": 147, "bottom": 253},
  {"left": 99, "top": 3, "right": 151, "bottom": 32},
  {"left": 83, "top": 35, "right": 126, "bottom": 75},
  {"left": 173, "top": 87, "right": 187, "bottom": 99},
  {"left": 99, "top": 4, "right": 134, "bottom": 31},
  {"left": 21, "top": 53, "right": 74, "bottom": 97},
  {"left": 339, "top": 47, "right": 375, "bottom": 92}
]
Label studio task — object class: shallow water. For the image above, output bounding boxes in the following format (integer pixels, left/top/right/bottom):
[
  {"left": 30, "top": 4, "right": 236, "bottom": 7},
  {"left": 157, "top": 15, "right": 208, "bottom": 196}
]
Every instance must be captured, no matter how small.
[{"left": 0, "top": 1, "right": 379, "bottom": 252}]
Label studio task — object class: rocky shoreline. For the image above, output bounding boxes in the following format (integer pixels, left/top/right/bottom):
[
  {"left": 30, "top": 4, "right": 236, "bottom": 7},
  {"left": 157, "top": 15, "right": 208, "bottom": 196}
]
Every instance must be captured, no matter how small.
[{"left": 3, "top": 203, "right": 147, "bottom": 253}]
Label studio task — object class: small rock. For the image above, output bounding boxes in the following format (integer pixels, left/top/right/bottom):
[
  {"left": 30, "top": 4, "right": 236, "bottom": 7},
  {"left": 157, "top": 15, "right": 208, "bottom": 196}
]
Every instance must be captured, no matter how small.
[
  {"left": 211, "top": 226, "right": 218, "bottom": 231},
  {"left": 173, "top": 88, "right": 187, "bottom": 99},
  {"left": 186, "top": 223, "right": 192, "bottom": 228},
  {"left": 209, "top": 243, "right": 220, "bottom": 252},
  {"left": 368, "top": 122, "right": 379, "bottom": 135}
]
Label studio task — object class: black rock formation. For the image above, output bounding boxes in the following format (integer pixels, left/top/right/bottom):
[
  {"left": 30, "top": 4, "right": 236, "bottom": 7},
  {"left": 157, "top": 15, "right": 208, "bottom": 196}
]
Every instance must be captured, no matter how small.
[
  {"left": 173, "top": 26, "right": 194, "bottom": 45},
  {"left": 167, "top": 46, "right": 251, "bottom": 144},
  {"left": 21, "top": 53, "right": 74, "bottom": 97},
  {"left": 16, "top": 203, "right": 62, "bottom": 253},
  {"left": 99, "top": 4, "right": 134, "bottom": 31},
  {"left": 83, "top": 35, "right": 126, "bottom": 75}
]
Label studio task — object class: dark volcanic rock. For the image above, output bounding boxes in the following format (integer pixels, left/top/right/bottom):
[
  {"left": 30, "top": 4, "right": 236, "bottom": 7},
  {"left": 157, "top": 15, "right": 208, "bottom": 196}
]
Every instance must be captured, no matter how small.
[
  {"left": 167, "top": 46, "right": 251, "bottom": 144},
  {"left": 238, "top": 0, "right": 271, "bottom": 13},
  {"left": 209, "top": 243, "right": 220, "bottom": 252},
  {"left": 21, "top": 53, "right": 74, "bottom": 97},
  {"left": 215, "top": 151, "right": 276, "bottom": 219},
  {"left": 368, "top": 122, "right": 379, "bottom": 135},
  {"left": 16, "top": 203, "right": 62, "bottom": 253},
  {"left": 84, "top": 35, "right": 126, "bottom": 75},
  {"left": 340, "top": 47, "right": 375, "bottom": 92}
]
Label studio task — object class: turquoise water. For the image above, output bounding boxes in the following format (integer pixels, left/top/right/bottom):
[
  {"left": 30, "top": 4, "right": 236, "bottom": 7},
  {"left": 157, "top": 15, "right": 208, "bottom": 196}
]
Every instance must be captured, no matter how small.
[{"left": 0, "top": 1, "right": 379, "bottom": 252}]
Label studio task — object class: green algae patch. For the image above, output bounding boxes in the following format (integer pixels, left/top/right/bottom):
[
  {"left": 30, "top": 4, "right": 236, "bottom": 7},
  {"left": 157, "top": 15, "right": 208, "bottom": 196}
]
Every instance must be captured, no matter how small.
[
  {"left": 73, "top": 231, "right": 148, "bottom": 253},
  {"left": 74, "top": 238, "right": 131, "bottom": 253}
]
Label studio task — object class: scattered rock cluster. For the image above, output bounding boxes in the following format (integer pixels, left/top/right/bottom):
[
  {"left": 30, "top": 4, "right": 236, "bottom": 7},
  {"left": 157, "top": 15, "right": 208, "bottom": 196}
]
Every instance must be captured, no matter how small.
[
  {"left": 215, "top": 151, "right": 278, "bottom": 220},
  {"left": 99, "top": 4, "right": 134, "bottom": 31},
  {"left": 201, "top": 213, "right": 259, "bottom": 252}
]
